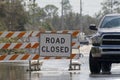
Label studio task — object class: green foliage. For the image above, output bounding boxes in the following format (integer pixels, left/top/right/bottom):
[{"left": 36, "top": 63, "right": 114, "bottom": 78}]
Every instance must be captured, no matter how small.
[
  {"left": 0, "top": 37, "right": 26, "bottom": 55},
  {"left": 96, "top": 0, "right": 120, "bottom": 19},
  {"left": 42, "top": 22, "right": 54, "bottom": 31},
  {"left": 0, "top": 0, "right": 28, "bottom": 31},
  {"left": 62, "top": 0, "right": 72, "bottom": 14},
  {"left": 101, "top": 0, "right": 120, "bottom": 14},
  {"left": 44, "top": 5, "right": 58, "bottom": 18}
]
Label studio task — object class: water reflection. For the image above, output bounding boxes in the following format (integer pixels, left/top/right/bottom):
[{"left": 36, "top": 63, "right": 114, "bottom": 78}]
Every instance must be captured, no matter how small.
[
  {"left": 0, "top": 62, "right": 27, "bottom": 80},
  {"left": 0, "top": 62, "right": 79, "bottom": 80}
]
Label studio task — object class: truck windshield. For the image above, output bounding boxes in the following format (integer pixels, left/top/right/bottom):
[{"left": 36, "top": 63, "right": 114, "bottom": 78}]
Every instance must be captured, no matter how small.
[{"left": 100, "top": 16, "right": 120, "bottom": 28}]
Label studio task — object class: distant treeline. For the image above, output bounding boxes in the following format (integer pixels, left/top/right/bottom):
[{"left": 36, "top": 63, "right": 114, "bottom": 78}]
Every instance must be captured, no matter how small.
[{"left": 0, "top": 0, "right": 120, "bottom": 35}]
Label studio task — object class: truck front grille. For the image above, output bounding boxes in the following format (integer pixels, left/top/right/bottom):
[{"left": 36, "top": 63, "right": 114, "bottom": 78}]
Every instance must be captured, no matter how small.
[
  {"left": 102, "top": 35, "right": 120, "bottom": 45},
  {"left": 103, "top": 49, "right": 120, "bottom": 52}
]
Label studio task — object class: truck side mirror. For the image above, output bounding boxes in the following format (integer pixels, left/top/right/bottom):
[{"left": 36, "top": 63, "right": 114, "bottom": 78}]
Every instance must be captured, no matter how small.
[{"left": 89, "top": 24, "right": 98, "bottom": 30}]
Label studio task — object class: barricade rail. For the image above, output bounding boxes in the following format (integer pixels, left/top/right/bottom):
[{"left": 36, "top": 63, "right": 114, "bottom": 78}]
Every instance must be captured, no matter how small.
[{"left": 0, "top": 30, "right": 81, "bottom": 71}]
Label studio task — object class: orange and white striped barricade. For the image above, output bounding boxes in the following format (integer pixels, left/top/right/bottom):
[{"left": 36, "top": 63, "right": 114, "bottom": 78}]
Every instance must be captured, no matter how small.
[
  {"left": 0, "top": 53, "right": 80, "bottom": 61},
  {"left": 0, "top": 30, "right": 80, "bottom": 60},
  {"left": 0, "top": 31, "right": 32, "bottom": 38},
  {"left": 0, "top": 30, "right": 81, "bottom": 71}
]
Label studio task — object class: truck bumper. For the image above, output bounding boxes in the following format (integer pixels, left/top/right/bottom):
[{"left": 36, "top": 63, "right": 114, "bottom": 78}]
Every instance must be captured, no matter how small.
[
  {"left": 91, "top": 46, "right": 102, "bottom": 57},
  {"left": 91, "top": 46, "right": 120, "bottom": 57}
]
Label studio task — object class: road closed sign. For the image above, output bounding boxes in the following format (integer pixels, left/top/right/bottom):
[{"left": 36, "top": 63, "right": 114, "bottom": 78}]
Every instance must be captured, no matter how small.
[{"left": 40, "top": 33, "right": 71, "bottom": 57}]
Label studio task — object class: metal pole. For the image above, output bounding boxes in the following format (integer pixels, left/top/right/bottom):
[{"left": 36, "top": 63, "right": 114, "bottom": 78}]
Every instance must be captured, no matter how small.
[
  {"left": 33, "top": 0, "right": 35, "bottom": 25},
  {"left": 61, "top": 0, "right": 64, "bottom": 30},
  {"left": 80, "top": 0, "right": 82, "bottom": 33},
  {"left": 8, "top": 0, "right": 12, "bottom": 31},
  {"left": 110, "top": 0, "right": 114, "bottom": 13}
]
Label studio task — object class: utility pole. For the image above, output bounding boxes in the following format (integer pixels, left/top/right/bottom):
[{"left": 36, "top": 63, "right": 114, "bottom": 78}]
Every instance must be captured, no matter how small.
[
  {"left": 110, "top": 0, "right": 113, "bottom": 13},
  {"left": 29, "top": 0, "right": 36, "bottom": 25},
  {"left": 33, "top": 0, "right": 36, "bottom": 25},
  {"left": 8, "top": 0, "right": 11, "bottom": 31},
  {"left": 80, "top": 0, "right": 83, "bottom": 33},
  {"left": 61, "top": 0, "right": 64, "bottom": 30}
]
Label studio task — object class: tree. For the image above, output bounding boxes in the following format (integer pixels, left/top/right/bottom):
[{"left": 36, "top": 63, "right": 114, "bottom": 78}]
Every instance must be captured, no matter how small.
[
  {"left": 98, "top": 0, "right": 120, "bottom": 16},
  {"left": 0, "top": 0, "right": 28, "bottom": 31},
  {"left": 65, "top": 12, "right": 79, "bottom": 30},
  {"left": 61, "top": 0, "right": 72, "bottom": 30},
  {"left": 44, "top": 5, "right": 58, "bottom": 18},
  {"left": 62, "top": 0, "right": 72, "bottom": 15},
  {"left": 82, "top": 15, "right": 99, "bottom": 34}
]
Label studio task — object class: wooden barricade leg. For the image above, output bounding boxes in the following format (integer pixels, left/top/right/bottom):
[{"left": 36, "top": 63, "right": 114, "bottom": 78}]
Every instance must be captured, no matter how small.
[{"left": 27, "top": 60, "right": 43, "bottom": 71}]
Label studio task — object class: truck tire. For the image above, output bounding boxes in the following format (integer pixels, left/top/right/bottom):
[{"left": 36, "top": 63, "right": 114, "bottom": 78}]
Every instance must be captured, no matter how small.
[
  {"left": 89, "top": 52, "right": 101, "bottom": 74},
  {"left": 101, "top": 62, "right": 111, "bottom": 74}
]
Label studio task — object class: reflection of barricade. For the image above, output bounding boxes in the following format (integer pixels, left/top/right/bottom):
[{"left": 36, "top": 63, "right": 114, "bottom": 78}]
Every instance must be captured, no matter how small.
[{"left": 0, "top": 30, "right": 81, "bottom": 71}]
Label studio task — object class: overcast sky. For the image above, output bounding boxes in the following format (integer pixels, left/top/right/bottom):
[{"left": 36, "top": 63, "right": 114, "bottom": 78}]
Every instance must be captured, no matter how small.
[{"left": 36, "top": 0, "right": 104, "bottom": 16}]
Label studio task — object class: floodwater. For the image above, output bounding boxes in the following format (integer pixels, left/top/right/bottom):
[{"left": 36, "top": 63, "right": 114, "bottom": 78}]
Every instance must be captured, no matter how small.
[
  {"left": 2, "top": 45, "right": 120, "bottom": 80},
  {"left": 0, "top": 45, "right": 90, "bottom": 80},
  {"left": 0, "top": 60, "right": 81, "bottom": 80},
  {"left": 0, "top": 62, "right": 26, "bottom": 80}
]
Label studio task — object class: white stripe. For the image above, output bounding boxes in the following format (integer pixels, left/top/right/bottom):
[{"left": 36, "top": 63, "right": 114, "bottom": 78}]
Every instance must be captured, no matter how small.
[
  {"left": 8, "top": 43, "right": 16, "bottom": 49},
  {"left": 29, "top": 54, "right": 35, "bottom": 60},
  {"left": 67, "top": 31, "right": 73, "bottom": 34},
  {"left": 72, "top": 38, "right": 79, "bottom": 42},
  {"left": 45, "top": 31, "right": 52, "bottom": 33},
  {"left": 0, "top": 43, "right": 5, "bottom": 49},
  {"left": 11, "top": 32, "right": 20, "bottom": 38},
  {"left": 31, "top": 31, "right": 39, "bottom": 37},
  {"left": 4, "top": 55, "right": 12, "bottom": 60},
  {"left": 57, "top": 31, "right": 63, "bottom": 33},
  {"left": 15, "top": 54, "right": 23, "bottom": 60},
  {"left": 0, "top": 32, "right": 8, "bottom": 38},
  {"left": 20, "top": 43, "right": 28, "bottom": 49},
  {"left": 39, "top": 57, "right": 44, "bottom": 60},
  {"left": 72, "top": 42, "right": 80, "bottom": 49},
  {"left": 23, "top": 31, "right": 32, "bottom": 37}
]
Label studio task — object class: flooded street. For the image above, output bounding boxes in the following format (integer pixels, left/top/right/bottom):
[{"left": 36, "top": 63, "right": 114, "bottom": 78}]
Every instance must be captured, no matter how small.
[
  {"left": 0, "top": 62, "right": 27, "bottom": 80},
  {"left": 1, "top": 45, "right": 120, "bottom": 80}
]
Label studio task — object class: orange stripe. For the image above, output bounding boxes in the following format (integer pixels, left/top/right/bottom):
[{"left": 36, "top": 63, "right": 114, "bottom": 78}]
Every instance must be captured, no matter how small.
[
  {"left": 55, "top": 56, "right": 61, "bottom": 59},
  {"left": 77, "top": 45, "right": 80, "bottom": 49},
  {"left": 51, "top": 31, "right": 57, "bottom": 33},
  {"left": 25, "top": 43, "right": 31, "bottom": 48},
  {"left": 29, "top": 32, "right": 33, "bottom": 37},
  {"left": 0, "top": 32, "right": 3, "bottom": 36},
  {"left": 69, "top": 54, "right": 76, "bottom": 59},
  {"left": 62, "top": 30, "right": 68, "bottom": 34},
  {"left": 14, "top": 43, "right": 22, "bottom": 49},
  {"left": 71, "top": 42, "right": 76, "bottom": 46},
  {"left": 9, "top": 54, "right": 18, "bottom": 60},
  {"left": 36, "top": 32, "right": 40, "bottom": 37},
  {"left": 44, "top": 56, "right": 50, "bottom": 59},
  {"left": 38, "top": 31, "right": 45, "bottom": 37},
  {"left": 21, "top": 54, "right": 30, "bottom": 60},
  {"left": 3, "top": 43, "right": 10, "bottom": 49},
  {"left": 32, "top": 54, "right": 40, "bottom": 60},
  {"left": 32, "top": 43, "right": 39, "bottom": 48},
  {"left": 72, "top": 30, "right": 80, "bottom": 37},
  {"left": 0, "top": 54, "right": 7, "bottom": 60},
  {"left": 17, "top": 32, "right": 26, "bottom": 38},
  {"left": 6, "top": 32, "right": 14, "bottom": 38}
]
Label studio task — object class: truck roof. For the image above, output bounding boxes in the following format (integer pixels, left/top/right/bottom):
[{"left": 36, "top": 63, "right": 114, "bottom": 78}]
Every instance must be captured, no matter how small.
[{"left": 105, "top": 14, "right": 120, "bottom": 17}]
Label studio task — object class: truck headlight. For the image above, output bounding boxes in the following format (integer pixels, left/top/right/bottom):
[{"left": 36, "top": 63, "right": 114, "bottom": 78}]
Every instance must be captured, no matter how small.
[{"left": 91, "top": 34, "right": 101, "bottom": 46}]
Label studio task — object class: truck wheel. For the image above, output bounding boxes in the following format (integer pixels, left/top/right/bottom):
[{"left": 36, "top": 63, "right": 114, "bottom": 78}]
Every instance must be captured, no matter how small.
[
  {"left": 101, "top": 63, "right": 111, "bottom": 74},
  {"left": 89, "top": 52, "right": 101, "bottom": 74}
]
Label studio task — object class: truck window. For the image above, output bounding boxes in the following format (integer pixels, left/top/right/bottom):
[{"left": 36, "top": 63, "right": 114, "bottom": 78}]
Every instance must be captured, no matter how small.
[{"left": 100, "top": 16, "right": 120, "bottom": 28}]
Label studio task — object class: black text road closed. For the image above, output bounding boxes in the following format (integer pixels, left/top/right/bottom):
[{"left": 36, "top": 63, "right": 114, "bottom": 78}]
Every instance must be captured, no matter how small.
[{"left": 40, "top": 33, "right": 71, "bottom": 57}]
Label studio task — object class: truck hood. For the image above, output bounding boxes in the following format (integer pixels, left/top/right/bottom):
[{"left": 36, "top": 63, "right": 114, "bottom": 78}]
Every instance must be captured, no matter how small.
[{"left": 98, "top": 27, "right": 120, "bottom": 33}]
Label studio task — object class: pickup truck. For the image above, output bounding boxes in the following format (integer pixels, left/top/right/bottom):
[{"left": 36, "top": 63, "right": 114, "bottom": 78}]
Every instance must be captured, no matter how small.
[{"left": 89, "top": 14, "right": 120, "bottom": 74}]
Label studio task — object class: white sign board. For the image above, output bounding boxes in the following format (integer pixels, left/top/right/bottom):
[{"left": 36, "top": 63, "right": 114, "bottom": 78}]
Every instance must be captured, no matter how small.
[{"left": 40, "top": 33, "right": 71, "bottom": 57}]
